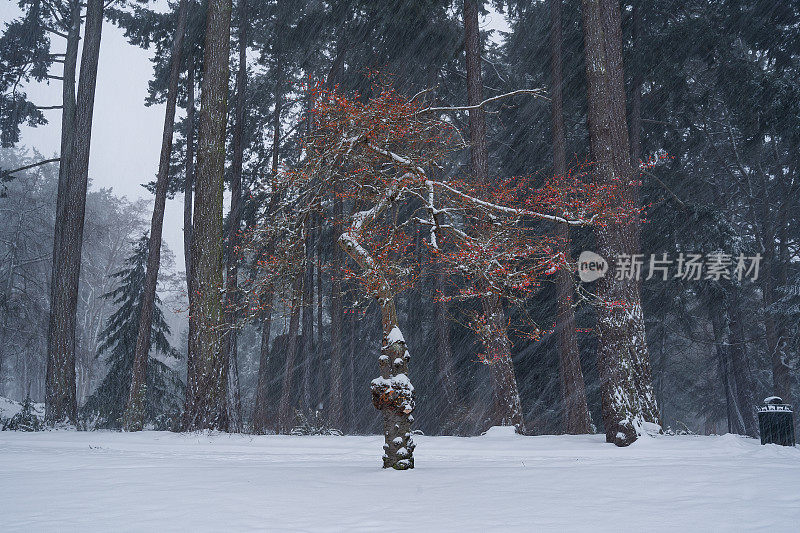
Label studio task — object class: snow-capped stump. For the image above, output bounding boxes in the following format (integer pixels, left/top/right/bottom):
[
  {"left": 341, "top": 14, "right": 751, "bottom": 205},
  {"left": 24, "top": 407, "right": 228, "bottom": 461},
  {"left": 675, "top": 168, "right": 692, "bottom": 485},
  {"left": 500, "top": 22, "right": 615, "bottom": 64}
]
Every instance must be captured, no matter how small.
[
  {"left": 371, "top": 324, "right": 416, "bottom": 470},
  {"left": 386, "top": 325, "right": 405, "bottom": 345},
  {"left": 371, "top": 374, "right": 415, "bottom": 415}
]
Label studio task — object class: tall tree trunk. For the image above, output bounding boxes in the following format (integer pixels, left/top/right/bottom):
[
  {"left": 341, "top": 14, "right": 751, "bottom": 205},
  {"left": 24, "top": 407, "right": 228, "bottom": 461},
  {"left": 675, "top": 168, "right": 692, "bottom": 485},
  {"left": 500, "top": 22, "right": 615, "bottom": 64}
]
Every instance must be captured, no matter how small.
[
  {"left": 435, "top": 266, "right": 459, "bottom": 430},
  {"left": 482, "top": 294, "right": 524, "bottom": 428},
  {"left": 708, "top": 291, "right": 735, "bottom": 434},
  {"left": 463, "top": 0, "right": 487, "bottom": 183},
  {"left": 252, "top": 288, "right": 273, "bottom": 433},
  {"left": 551, "top": 0, "right": 592, "bottom": 435},
  {"left": 224, "top": 0, "right": 248, "bottom": 433},
  {"left": 727, "top": 286, "right": 757, "bottom": 436},
  {"left": 629, "top": 0, "right": 642, "bottom": 166},
  {"left": 49, "top": 0, "right": 81, "bottom": 347},
  {"left": 123, "top": 0, "right": 189, "bottom": 432},
  {"left": 325, "top": 35, "right": 346, "bottom": 431},
  {"left": 252, "top": 82, "right": 283, "bottom": 434},
  {"left": 301, "top": 220, "right": 315, "bottom": 414},
  {"left": 463, "top": 0, "right": 524, "bottom": 431},
  {"left": 183, "top": 62, "right": 197, "bottom": 427},
  {"left": 46, "top": 0, "right": 104, "bottom": 425},
  {"left": 277, "top": 277, "right": 302, "bottom": 433},
  {"left": 346, "top": 300, "right": 356, "bottom": 433},
  {"left": 775, "top": 185, "right": 791, "bottom": 408},
  {"left": 184, "top": 0, "right": 232, "bottom": 431},
  {"left": 580, "top": 0, "right": 660, "bottom": 446},
  {"left": 328, "top": 191, "right": 344, "bottom": 429},
  {"left": 316, "top": 225, "right": 323, "bottom": 406},
  {"left": 762, "top": 247, "right": 791, "bottom": 404}
]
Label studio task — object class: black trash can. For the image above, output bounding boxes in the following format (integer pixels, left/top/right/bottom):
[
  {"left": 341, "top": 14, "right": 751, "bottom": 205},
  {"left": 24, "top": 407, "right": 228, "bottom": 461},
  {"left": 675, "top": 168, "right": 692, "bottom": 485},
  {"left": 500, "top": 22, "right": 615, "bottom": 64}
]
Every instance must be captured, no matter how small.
[{"left": 758, "top": 396, "right": 796, "bottom": 446}]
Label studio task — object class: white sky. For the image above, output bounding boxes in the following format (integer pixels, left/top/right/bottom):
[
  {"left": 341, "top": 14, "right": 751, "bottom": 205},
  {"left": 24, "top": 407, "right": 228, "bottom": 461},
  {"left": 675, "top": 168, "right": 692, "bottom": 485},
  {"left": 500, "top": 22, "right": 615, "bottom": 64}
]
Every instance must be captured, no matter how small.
[
  {"left": 1, "top": 2, "right": 184, "bottom": 270},
  {"left": 2, "top": 3, "right": 509, "bottom": 275}
]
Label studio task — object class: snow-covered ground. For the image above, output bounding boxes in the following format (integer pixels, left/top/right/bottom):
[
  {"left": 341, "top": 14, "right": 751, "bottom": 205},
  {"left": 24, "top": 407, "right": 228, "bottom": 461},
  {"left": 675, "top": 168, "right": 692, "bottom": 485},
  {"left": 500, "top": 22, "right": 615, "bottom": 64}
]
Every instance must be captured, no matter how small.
[{"left": 1, "top": 428, "right": 798, "bottom": 532}]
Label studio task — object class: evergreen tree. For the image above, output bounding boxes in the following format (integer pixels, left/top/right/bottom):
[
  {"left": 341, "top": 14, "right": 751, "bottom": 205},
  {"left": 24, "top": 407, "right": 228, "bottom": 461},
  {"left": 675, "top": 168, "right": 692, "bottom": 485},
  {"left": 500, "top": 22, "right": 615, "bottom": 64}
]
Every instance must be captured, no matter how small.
[
  {"left": 0, "top": 0, "right": 50, "bottom": 148},
  {"left": 81, "top": 235, "right": 183, "bottom": 430}
]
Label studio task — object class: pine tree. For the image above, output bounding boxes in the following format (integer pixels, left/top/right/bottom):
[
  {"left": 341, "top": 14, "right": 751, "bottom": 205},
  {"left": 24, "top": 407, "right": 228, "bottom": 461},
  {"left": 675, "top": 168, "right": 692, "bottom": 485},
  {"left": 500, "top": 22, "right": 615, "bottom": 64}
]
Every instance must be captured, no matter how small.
[
  {"left": 184, "top": 0, "right": 232, "bottom": 431},
  {"left": 0, "top": 0, "right": 50, "bottom": 148},
  {"left": 580, "top": 0, "right": 660, "bottom": 445},
  {"left": 81, "top": 235, "right": 183, "bottom": 430},
  {"left": 46, "top": 0, "right": 105, "bottom": 426}
]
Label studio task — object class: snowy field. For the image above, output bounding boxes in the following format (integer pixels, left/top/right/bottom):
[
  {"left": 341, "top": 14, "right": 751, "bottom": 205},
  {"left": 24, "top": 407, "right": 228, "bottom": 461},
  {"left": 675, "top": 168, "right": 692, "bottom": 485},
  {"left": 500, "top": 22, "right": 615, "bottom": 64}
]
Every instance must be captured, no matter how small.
[{"left": 1, "top": 428, "right": 799, "bottom": 532}]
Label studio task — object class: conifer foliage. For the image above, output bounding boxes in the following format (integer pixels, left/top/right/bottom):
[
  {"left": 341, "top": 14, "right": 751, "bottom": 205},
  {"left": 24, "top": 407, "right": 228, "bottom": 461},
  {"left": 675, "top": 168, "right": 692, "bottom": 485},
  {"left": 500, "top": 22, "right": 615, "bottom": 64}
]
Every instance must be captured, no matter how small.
[{"left": 81, "top": 235, "right": 183, "bottom": 430}]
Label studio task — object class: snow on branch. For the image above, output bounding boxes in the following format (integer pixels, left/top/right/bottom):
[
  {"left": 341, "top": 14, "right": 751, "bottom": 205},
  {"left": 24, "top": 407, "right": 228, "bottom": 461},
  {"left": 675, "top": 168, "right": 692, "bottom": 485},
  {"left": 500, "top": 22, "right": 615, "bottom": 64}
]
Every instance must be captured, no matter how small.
[
  {"left": 428, "top": 179, "right": 596, "bottom": 226},
  {"left": 419, "top": 88, "right": 548, "bottom": 114}
]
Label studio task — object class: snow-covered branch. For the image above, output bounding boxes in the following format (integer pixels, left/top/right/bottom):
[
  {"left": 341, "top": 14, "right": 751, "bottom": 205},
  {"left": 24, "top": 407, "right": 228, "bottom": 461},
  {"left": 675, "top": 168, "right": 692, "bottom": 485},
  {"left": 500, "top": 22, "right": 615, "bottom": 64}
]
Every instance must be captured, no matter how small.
[
  {"left": 420, "top": 88, "right": 547, "bottom": 114},
  {"left": 428, "top": 180, "right": 596, "bottom": 226}
]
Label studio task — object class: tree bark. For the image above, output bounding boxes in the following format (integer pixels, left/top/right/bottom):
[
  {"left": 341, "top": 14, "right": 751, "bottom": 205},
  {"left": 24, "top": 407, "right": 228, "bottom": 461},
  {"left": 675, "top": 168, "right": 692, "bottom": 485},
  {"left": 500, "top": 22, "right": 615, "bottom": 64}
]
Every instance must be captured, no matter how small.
[
  {"left": 252, "top": 287, "right": 274, "bottom": 433},
  {"left": 45, "top": 0, "right": 80, "bottom": 424},
  {"left": 252, "top": 83, "right": 283, "bottom": 434},
  {"left": 463, "top": 0, "right": 487, "bottom": 183},
  {"left": 123, "top": 0, "right": 189, "bottom": 432},
  {"left": 184, "top": 0, "right": 232, "bottom": 431},
  {"left": 316, "top": 223, "right": 324, "bottom": 406},
  {"left": 277, "top": 276, "right": 302, "bottom": 433},
  {"left": 727, "top": 287, "right": 757, "bottom": 436},
  {"left": 481, "top": 294, "right": 524, "bottom": 429},
  {"left": 463, "top": 0, "right": 524, "bottom": 431},
  {"left": 708, "top": 291, "right": 735, "bottom": 434},
  {"left": 629, "top": 0, "right": 642, "bottom": 166},
  {"left": 328, "top": 190, "right": 344, "bottom": 429},
  {"left": 346, "top": 299, "right": 356, "bottom": 433},
  {"left": 301, "top": 220, "right": 315, "bottom": 414},
  {"left": 580, "top": 0, "right": 660, "bottom": 446},
  {"left": 46, "top": 0, "right": 104, "bottom": 426},
  {"left": 435, "top": 266, "right": 459, "bottom": 431},
  {"left": 182, "top": 62, "right": 197, "bottom": 428},
  {"left": 338, "top": 231, "right": 416, "bottom": 469},
  {"left": 223, "top": 0, "right": 248, "bottom": 433},
  {"left": 762, "top": 246, "right": 791, "bottom": 405},
  {"left": 49, "top": 0, "right": 81, "bottom": 342},
  {"left": 551, "top": 0, "right": 592, "bottom": 435}
]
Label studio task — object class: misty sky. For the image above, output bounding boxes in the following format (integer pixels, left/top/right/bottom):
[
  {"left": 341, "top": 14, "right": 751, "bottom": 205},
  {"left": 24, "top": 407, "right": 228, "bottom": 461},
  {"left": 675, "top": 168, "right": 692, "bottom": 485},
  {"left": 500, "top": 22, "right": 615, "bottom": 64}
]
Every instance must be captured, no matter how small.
[{"left": 1, "top": 3, "right": 509, "bottom": 275}]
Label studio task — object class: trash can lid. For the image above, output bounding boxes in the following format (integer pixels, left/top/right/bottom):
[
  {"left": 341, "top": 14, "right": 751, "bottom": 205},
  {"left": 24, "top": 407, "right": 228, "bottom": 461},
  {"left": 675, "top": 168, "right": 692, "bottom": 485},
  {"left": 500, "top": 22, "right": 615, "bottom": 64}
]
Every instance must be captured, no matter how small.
[{"left": 764, "top": 396, "right": 784, "bottom": 405}]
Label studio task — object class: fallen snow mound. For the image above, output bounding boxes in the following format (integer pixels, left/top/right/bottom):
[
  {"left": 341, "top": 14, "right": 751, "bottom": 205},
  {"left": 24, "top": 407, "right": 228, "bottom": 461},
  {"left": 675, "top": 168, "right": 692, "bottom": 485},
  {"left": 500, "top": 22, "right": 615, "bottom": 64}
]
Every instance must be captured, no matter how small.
[{"left": 0, "top": 430, "right": 798, "bottom": 531}]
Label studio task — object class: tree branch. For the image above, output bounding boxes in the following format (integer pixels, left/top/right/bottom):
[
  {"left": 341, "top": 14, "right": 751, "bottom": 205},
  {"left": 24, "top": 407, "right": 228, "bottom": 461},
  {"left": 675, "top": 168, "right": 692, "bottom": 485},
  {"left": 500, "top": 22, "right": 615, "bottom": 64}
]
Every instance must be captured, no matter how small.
[
  {"left": 1, "top": 158, "right": 60, "bottom": 179},
  {"left": 44, "top": 26, "right": 70, "bottom": 39},
  {"left": 427, "top": 179, "right": 594, "bottom": 226},
  {"left": 420, "top": 88, "right": 548, "bottom": 114}
]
